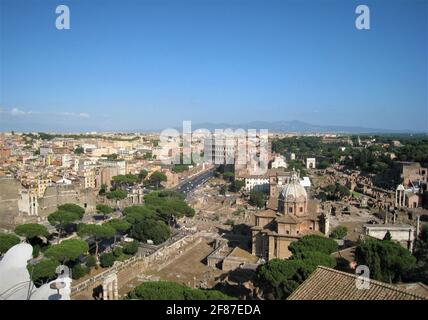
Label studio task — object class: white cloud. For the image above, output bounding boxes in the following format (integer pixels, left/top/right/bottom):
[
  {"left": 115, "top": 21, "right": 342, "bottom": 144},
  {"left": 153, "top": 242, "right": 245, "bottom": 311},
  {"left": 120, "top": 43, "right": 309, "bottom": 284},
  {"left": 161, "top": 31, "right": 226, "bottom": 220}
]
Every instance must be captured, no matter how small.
[
  {"left": 78, "top": 113, "right": 90, "bottom": 118},
  {"left": 58, "top": 111, "right": 90, "bottom": 118},
  {"left": 2, "top": 108, "right": 90, "bottom": 118},
  {"left": 10, "top": 108, "right": 27, "bottom": 116}
]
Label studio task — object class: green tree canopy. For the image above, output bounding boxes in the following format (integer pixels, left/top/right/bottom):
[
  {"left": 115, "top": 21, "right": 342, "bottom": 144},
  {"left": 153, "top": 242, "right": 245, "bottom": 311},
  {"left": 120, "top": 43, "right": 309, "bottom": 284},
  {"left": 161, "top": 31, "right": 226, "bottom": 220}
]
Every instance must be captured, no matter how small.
[
  {"left": 74, "top": 146, "right": 84, "bottom": 154},
  {"left": 291, "top": 250, "right": 337, "bottom": 269},
  {"left": 249, "top": 191, "right": 266, "bottom": 208},
  {"left": 104, "top": 218, "right": 131, "bottom": 233},
  {"left": 28, "top": 259, "right": 59, "bottom": 285},
  {"left": 96, "top": 204, "right": 113, "bottom": 219},
  {"left": 15, "top": 223, "right": 49, "bottom": 240},
  {"left": 289, "top": 235, "right": 338, "bottom": 257},
  {"left": 99, "top": 184, "right": 107, "bottom": 196},
  {"left": 72, "top": 264, "right": 88, "bottom": 280},
  {"left": 57, "top": 204, "right": 85, "bottom": 218},
  {"left": 317, "top": 160, "right": 331, "bottom": 169},
  {"left": 45, "top": 239, "right": 89, "bottom": 263},
  {"left": 144, "top": 190, "right": 195, "bottom": 221},
  {"left": 321, "top": 183, "right": 351, "bottom": 201},
  {"left": 127, "top": 281, "right": 234, "bottom": 300},
  {"left": 223, "top": 172, "right": 235, "bottom": 182},
  {"left": 77, "top": 223, "right": 115, "bottom": 240},
  {"left": 257, "top": 259, "right": 311, "bottom": 299},
  {"left": 257, "top": 248, "right": 336, "bottom": 299},
  {"left": 112, "top": 174, "right": 140, "bottom": 186},
  {"left": 130, "top": 218, "right": 170, "bottom": 245},
  {"left": 149, "top": 171, "right": 167, "bottom": 189},
  {"left": 230, "top": 179, "right": 245, "bottom": 192},
  {"left": 171, "top": 164, "right": 190, "bottom": 173},
  {"left": 48, "top": 210, "right": 80, "bottom": 227},
  {"left": 414, "top": 225, "right": 428, "bottom": 264},
  {"left": 0, "top": 233, "right": 20, "bottom": 255},
  {"left": 123, "top": 240, "right": 139, "bottom": 255},
  {"left": 355, "top": 238, "right": 416, "bottom": 283},
  {"left": 406, "top": 225, "right": 428, "bottom": 284},
  {"left": 330, "top": 226, "right": 348, "bottom": 240},
  {"left": 138, "top": 169, "right": 148, "bottom": 181},
  {"left": 48, "top": 210, "right": 81, "bottom": 239},
  {"left": 77, "top": 223, "right": 115, "bottom": 257},
  {"left": 123, "top": 205, "right": 158, "bottom": 224},
  {"left": 106, "top": 190, "right": 128, "bottom": 200},
  {"left": 100, "top": 252, "right": 115, "bottom": 268}
]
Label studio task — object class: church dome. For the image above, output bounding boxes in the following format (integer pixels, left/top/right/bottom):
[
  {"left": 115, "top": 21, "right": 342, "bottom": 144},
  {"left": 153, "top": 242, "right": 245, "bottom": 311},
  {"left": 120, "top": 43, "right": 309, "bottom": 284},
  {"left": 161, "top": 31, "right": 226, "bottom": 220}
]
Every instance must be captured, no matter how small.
[{"left": 280, "top": 170, "right": 307, "bottom": 202}]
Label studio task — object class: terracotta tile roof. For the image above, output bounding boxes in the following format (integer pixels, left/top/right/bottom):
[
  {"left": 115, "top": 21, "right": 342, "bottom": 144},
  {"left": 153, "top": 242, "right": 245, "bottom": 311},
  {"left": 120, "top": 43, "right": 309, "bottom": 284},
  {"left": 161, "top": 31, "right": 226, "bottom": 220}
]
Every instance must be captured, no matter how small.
[
  {"left": 287, "top": 266, "right": 428, "bottom": 300},
  {"left": 254, "top": 209, "right": 277, "bottom": 218},
  {"left": 395, "top": 283, "right": 428, "bottom": 299},
  {"left": 225, "top": 247, "right": 259, "bottom": 264},
  {"left": 276, "top": 214, "right": 299, "bottom": 224}
]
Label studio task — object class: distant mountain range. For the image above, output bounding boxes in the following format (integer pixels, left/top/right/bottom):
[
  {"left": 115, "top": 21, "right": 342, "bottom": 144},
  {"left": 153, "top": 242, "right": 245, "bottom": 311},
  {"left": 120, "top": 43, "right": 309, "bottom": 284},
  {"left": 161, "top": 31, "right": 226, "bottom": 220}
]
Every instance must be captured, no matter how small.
[{"left": 175, "top": 120, "right": 423, "bottom": 134}]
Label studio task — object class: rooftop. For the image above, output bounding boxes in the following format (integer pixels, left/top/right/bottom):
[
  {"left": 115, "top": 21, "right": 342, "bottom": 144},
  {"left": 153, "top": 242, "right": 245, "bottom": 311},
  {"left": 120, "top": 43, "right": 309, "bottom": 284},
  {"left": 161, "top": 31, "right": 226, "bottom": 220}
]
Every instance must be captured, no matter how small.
[{"left": 288, "top": 266, "right": 427, "bottom": 300}]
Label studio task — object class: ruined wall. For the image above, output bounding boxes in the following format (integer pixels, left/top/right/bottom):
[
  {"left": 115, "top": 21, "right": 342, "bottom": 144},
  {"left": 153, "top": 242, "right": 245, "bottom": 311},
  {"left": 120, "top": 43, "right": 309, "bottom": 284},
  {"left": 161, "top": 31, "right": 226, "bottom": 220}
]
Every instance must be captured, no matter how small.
[
  {"left": 0, "top": 177, "right": 21, "bottom": 229},
  {"left": 38, "top": 184, "right": 97, "bottom": 219}
]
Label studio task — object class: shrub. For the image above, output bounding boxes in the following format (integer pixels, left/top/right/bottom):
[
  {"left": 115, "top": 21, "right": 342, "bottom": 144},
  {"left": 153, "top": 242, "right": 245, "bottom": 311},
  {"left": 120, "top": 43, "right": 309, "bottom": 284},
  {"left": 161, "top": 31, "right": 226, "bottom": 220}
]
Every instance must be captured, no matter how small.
[
  {"left": 100, "top": 252, "right": 115, "bottom": 268},
  {"left": 33, "top": 244, "right": 41, "bottom": 258},
  {"left": 0, "top": 233, "right": 20, "bottom": 255},
  {"left": 330, "top": 226, "right": 348, "bottom": 240},
  {"left": 113, "top": 247, "right": 123, "bottom": 258},
  {"left": 225, "top": 219, "right": 235, "bottom": 226},
  {"left": 249, "top": 191, "right": 266, "bottom": 208},
  {"left": 86, "top": 255, "right": 97, "bottom": 268},
  {"left": 72, "top": 264, "right": 88, "bottom": 280},
  {"left": 123, "top": 240, "right": 139, "bottom": 255}
]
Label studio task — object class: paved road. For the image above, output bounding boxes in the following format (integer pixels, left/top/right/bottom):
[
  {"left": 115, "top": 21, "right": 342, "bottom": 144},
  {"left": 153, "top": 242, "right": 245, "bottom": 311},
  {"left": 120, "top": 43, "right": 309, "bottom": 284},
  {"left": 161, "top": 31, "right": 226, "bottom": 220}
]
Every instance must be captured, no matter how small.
[{"left": 175, "top": 167, "right": 216, "bottom": 197}]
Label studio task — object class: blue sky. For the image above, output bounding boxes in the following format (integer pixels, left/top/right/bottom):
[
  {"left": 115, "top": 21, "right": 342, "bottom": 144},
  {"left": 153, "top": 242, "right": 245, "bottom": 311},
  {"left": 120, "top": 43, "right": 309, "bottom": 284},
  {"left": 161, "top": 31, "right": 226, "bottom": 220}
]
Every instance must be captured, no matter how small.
[{"left": 0, "top": 0, "right": 427, "bottom": 132}]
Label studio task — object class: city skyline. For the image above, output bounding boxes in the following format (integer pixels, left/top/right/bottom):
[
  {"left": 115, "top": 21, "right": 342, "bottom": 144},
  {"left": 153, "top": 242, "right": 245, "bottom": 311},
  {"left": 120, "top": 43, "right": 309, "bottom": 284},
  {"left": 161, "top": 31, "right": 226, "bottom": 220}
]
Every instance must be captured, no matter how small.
[
  {"left": 1, "top": 0, "right": 428, "bottom": 304},
  {"left": 1, "top": 0, "right": 427, "bottom": 132}
]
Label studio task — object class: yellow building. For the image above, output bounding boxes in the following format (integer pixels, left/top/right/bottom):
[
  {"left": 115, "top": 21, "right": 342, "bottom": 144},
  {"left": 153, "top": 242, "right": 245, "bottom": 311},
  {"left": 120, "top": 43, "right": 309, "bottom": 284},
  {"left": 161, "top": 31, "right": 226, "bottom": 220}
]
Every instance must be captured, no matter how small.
[{"left": 252, "top": 170, "right": 328, "bottom": 261}]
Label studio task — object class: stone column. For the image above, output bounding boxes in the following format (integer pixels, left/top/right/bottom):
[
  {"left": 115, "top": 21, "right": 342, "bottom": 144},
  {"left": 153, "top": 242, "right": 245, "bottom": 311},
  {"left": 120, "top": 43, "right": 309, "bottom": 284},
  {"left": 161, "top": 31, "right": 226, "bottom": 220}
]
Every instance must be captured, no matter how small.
[
  {"left": 108, "top": 282, "right": 113, "bottom": 300},
  {"left": 416, "top": 215, "right": 421, "bottom": 238},
  {"left": 113, "top": 279, "right": 118, "bottom": 300},
  {"left": 103, "top": 285, "right": 108, "bottom": 300},
  {"left": 398, "top": 190, "right": 402, "bottom": 207},
  {"left": 324, "top": 210, "right": 330, "bottom": 236}
]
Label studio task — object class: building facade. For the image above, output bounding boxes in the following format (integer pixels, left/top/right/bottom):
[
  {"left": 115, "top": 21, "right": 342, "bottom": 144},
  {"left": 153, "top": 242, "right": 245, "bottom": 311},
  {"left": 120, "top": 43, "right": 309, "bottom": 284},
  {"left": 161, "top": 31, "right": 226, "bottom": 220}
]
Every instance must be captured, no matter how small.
[{"left": 251, "top": 170, "right": 327, "bottom": 260}]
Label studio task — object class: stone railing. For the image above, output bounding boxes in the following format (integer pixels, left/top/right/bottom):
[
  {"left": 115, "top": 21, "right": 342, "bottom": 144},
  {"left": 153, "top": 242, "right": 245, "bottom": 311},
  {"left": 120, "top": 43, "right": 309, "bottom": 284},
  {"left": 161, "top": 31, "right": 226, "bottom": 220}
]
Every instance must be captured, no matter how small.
[
  {"left": 70, "top": 254, "right": 140, "bottom": 294},
  {"left": 70, "top": 230, "right": 200, "bottom": 295}
]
